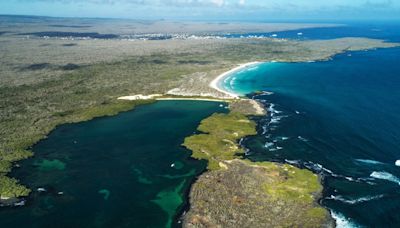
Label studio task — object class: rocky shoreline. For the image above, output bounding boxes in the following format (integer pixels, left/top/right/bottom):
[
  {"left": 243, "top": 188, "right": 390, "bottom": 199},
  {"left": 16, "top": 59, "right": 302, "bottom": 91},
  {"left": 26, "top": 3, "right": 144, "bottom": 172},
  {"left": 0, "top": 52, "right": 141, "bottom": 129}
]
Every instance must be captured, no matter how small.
[
  {"left": 181, "top": 104, "right": 333, "bottom": 227},
  {"left": 183, "top": 160, "right": 334, "bottom": 228}
]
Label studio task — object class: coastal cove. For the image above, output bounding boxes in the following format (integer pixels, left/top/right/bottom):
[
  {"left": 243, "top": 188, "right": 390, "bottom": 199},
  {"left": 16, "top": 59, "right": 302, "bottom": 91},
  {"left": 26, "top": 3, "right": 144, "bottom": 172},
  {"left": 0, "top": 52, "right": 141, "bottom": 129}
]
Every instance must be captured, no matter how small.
[
  {"left": 218, "top": 47, "right": 400, "bottom": 227},
  {"left": 0, "top": 100, "right": 227, "bottom": 228}
]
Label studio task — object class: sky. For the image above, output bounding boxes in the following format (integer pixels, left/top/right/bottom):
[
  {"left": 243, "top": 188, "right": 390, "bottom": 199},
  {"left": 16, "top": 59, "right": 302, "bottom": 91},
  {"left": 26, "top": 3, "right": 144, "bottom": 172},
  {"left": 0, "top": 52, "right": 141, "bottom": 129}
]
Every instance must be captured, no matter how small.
[{"left": 0, "top": 0, "right": 399, "bottom": 21}]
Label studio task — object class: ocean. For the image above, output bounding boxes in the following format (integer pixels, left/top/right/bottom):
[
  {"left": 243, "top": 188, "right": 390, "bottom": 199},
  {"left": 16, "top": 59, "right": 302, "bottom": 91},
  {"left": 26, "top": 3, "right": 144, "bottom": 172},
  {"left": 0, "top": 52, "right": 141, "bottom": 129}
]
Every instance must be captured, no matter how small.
[
  {"left": 222, "top": 22, "right": 400, "bottom": 227},
  {"left": 223, "top": 21, "right": 400, "bottom": 42}
]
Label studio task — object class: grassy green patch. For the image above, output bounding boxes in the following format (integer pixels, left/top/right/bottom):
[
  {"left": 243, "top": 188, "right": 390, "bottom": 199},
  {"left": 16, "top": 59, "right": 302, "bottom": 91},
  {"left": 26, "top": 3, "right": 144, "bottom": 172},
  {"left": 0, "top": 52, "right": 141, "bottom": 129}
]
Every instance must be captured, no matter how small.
[
  {"left": 0, "top": 175, "right": 31, "bottom": 199},
  {"left": 306, "top": 207, "right": 329, "bottom": 220},
  {"left": 248, "top": 161, "right": 321, "bottom": 203},
  {"left": 183, "top": 112, "right": 257, "bottom": 170}
]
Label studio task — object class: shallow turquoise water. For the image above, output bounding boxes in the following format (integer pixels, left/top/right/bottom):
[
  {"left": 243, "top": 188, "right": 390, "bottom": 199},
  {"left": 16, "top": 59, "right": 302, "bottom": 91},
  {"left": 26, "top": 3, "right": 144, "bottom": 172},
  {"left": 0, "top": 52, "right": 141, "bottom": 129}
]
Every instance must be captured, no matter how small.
[
  {"left": 0, "top": 100, "right": 226, "bottom": 228},
  {"left": 222, "top": 46, "right": 400, "bottom": 227}
]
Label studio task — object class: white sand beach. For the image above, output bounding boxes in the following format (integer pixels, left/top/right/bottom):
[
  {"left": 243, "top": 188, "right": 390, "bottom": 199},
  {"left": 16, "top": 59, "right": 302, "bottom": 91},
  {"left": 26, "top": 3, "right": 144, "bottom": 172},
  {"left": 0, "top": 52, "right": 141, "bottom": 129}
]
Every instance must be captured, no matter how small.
[{"left": 209, "top": 61, "right": 261, "bottom": 98}]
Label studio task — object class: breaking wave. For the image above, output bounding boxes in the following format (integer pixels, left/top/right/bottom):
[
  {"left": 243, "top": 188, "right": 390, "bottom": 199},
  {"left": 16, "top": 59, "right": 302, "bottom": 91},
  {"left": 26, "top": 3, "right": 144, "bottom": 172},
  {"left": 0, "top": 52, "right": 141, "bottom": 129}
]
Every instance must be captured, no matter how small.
[
  {"left": 297, "top": 136, "right": 309, "bottom": 142},
  {"left": 285, "top": 159, "right": 301, "bottom": 165},
  {"left": 302, "top": 162, "right": 376, "bottom": 184},
  {"left": 355, "top": 159, "right": 384, "bottom": 165},
  {"left": 331, "top": 211, "right": 362, "bottom": 228},
  {"left": 370, "top": 171, "right": 400, "bottom": 185},
  {"left": 327, "top": 194, "right": 385, "bottom": 205}
]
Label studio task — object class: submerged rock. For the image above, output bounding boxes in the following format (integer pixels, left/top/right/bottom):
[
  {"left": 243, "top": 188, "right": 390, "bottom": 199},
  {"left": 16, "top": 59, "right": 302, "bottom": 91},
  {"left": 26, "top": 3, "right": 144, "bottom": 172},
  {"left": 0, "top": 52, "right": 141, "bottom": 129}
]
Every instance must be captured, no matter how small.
[
  {"left": 0, "top": 197, "right": 21, "bottom": 207},
  {"left": 34, "top": 159, "right": 66, "bottom": 171},
  {"left": 13, "top": 200, "right": 26, "bottom": 207},
  {"left": 98, "top": 189, "right": 110, "bottom": 200}
]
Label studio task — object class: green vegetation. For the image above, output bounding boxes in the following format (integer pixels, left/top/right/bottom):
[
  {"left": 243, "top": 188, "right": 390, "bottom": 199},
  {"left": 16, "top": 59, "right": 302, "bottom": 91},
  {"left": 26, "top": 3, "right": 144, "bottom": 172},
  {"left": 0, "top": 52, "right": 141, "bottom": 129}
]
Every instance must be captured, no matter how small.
[
  {"left": 182, "top": 108, "right": 330, "bottom": 227},
  {"left": 183, "top": 112, "right": 257, "bottom": 170},
  {"left": 0, "top": 176, "right": 30, "bottom": 199},
  {"left": 248, "top": 161, "right": 322, "bottom": 203},
  {"left": 1, "top": 22, "right": 397, "bottom": 200},
  {"left": 184, "top": 160, "right": 332, "bottom": 227}
]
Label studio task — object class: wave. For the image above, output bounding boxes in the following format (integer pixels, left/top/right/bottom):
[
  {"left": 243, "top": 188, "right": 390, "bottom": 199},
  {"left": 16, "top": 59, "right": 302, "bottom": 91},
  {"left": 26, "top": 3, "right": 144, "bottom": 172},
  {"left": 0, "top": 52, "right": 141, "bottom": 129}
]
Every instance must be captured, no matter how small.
[
  {"left": 270, "top": 116, "right": 282, "bottom": 124},
  {"left": 265, "top": 142, "right": 274, "bottom": 148},
  {"left": 297, "top": 136, "right": 309, "bottom": 142},
  {"left": 370, "top": 171, "right": 400, "bottom": 185},
  {"left": 303, "top": 161, "right": 334, "bottom": 175},
  {"left": 285, "top": 159, "right": 301, "bottom": 165},
  {"left": 327, "top": 194, "right": 385, "bottom": 205},
  {"left": 267, "top": 103, "right": 282, "bottom": 114},
  {"left": 331, "top": 211, "right": 362, "bottom": 228},
  {"left": 252, "top": 91, "right": 274, "bottom": 100},
  {"left": 246, "top": 66, "right": 259, "bottom": 71},
  {"left": 396, "top": 160, "right": 400, "bottom": 167},
  {"left": 302, "top": 162, "right": 374, "bottom": 184},
  {"left": 260, "top": 103, "right": 288, "bottom": 135},
  {"left": 355, "top": 159, "right": 384, "bottom": 165}
]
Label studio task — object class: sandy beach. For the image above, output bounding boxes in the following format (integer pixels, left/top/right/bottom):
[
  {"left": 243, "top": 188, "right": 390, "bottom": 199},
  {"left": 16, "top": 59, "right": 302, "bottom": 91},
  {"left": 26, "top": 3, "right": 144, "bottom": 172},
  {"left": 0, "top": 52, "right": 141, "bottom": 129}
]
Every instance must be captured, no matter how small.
[
  {"left": 155, "top": 97, "right": 230, "bottom": 102},
  {"left": 117, "top": 62, "right": 266, "bottom": 116},
  {"left": 209, "top": 61, "right": 261, "bottom": 98}
]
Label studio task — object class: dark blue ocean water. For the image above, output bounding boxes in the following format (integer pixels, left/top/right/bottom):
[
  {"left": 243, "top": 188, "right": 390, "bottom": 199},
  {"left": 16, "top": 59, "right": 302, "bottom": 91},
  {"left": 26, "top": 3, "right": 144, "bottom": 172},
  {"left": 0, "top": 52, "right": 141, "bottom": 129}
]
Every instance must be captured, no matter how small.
[
  {"left": 224, "top": 22, "right": 400, "bottom": 42},
  {"left": 222, "top": 24, "right": 400, "bottom": 227}
]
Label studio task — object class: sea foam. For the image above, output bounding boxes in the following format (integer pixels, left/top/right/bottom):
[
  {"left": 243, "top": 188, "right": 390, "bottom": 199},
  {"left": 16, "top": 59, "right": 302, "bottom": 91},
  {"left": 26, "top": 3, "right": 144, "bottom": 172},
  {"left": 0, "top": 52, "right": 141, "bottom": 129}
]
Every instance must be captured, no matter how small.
[
  {"left": 328, "top": 194, "right": 385, "bottom": 205},
  {"left": 355, "top": 159, "right": 384, "bottom": 165},
  {"left": 297, "top": 136, "right": 309, "bottom": 142},
  {"left": 331, "top": 211, "right": 361, "bottom": 228},
  {"left": 370, "top": 171, "right": 400, "bottom": 185},
  {"left": 395, "top": 160, "right": 400, "bottom": 167},
  {"left": 285, "top": 159, "right": 301, "bottom": 165}
]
